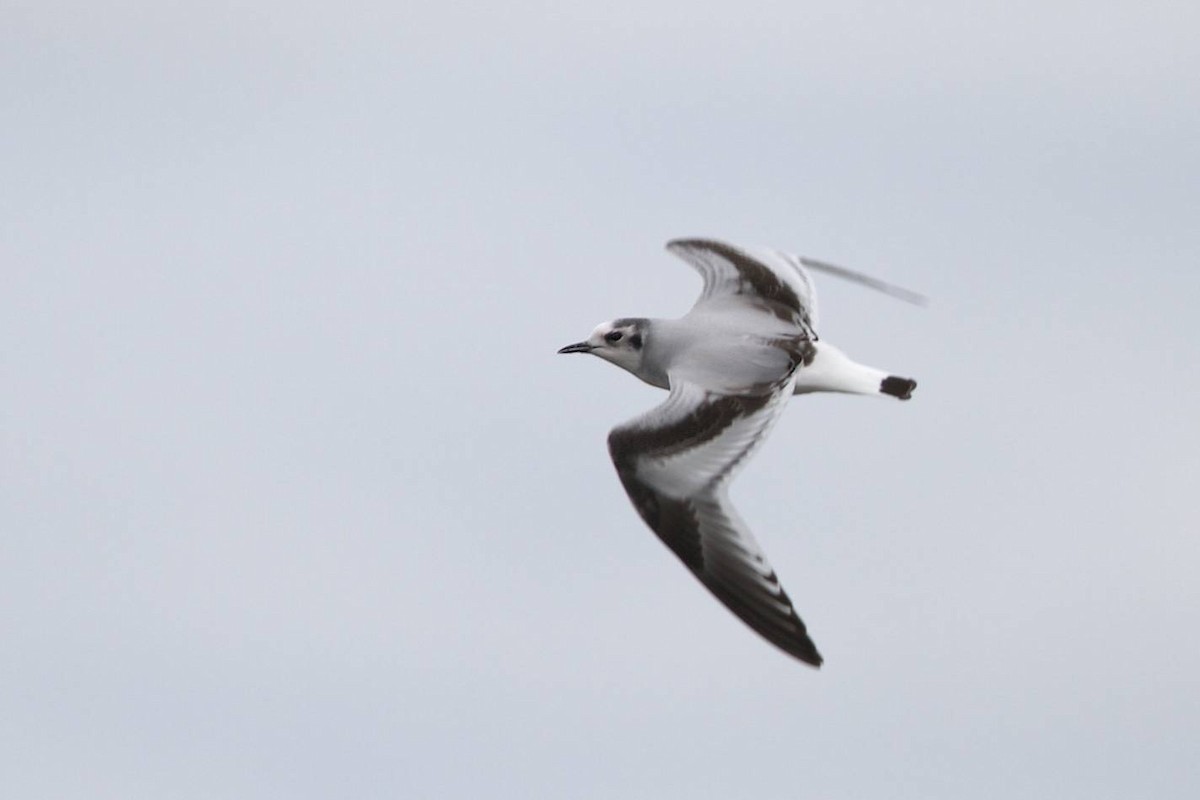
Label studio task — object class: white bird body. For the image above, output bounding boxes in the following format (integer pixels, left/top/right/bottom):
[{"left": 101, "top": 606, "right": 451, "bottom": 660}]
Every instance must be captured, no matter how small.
[{"left": 558, "top": 238, "right": 918, "bottom": 666}]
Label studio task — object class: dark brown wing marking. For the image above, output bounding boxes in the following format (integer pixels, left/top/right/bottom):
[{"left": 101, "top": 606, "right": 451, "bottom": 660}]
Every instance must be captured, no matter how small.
[
  {"left": 607, "top": 383, "right": 823, "bottom": 667},
  {"left": 666, "top": 238, "right": 813, "bottom": 330}
]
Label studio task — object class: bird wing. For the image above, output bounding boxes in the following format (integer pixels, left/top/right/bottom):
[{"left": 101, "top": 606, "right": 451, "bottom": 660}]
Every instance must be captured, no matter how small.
[
  {"left": 666, "top": 238, "right": 821, "bottom": 334},
  {"left": 607, "top": 374, "right": 822, "bottom": 666},
  {"left": 667, "top": 238, "right": 929, "bottom": 334}
]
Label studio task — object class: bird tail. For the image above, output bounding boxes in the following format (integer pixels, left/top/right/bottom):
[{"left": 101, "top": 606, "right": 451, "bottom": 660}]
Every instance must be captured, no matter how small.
[{"left": 792, "top": 342, "right": 916, "bottom": 400}]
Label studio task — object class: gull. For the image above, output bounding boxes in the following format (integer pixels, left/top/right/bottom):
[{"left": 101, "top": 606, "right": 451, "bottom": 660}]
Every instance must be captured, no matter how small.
[{"left": 558, "top": 238, "right": 920, "bottom": 667}]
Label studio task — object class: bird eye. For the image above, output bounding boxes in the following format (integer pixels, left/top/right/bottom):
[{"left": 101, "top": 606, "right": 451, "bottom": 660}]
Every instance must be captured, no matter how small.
[{"left": 604, "top": 331, "right": 624, "bottom": 343}]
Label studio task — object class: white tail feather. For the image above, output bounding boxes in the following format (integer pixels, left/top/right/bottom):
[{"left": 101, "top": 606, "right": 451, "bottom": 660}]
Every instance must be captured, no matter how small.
[{"left": 792, "top": 342, "right": 902, "bottom": 397}]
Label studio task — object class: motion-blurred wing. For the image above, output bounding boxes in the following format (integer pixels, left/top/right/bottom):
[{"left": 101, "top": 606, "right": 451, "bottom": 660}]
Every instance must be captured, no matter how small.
[{"left": 667, "top": 238, "right": 928, "bottom": 333}]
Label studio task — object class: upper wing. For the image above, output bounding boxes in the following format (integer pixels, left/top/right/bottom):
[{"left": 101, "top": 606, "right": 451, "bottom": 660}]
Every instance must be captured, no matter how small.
[
  {"left": 607, "top": 375, "right": 823, "bottom": 667},
  {"left": 667, "top": 238, "right": 929, "bottom": 333},
  {"left": 666, "top": 238, "right": 820, "bottom": 334},
  {"left": 798, "top": 255, "right": 928, "bottom": 307}
]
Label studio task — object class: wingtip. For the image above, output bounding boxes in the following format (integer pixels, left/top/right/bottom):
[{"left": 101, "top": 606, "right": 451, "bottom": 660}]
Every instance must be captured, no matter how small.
[
  {"left": 798, "top": 256, "right": 929, "bottom": 307},
  {"left": 666, "top": 236, "right": 745, "bottom": 254},
  {"left": 664, "top": 237, "right": 708, "bottom": 253},
  {"left": 793, "top": 640, "right": 824, "bottom": 668}
]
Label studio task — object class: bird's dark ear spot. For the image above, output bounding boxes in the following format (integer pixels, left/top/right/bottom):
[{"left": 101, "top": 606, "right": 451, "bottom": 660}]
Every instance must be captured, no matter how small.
[{"left": 630, "top": 333, "right": 643, "bottom": 349}]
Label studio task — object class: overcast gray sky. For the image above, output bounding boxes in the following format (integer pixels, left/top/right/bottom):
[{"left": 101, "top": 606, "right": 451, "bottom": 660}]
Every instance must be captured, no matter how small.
[{"left": 4, "top": 2, "right": 1199, "bottom": 798}]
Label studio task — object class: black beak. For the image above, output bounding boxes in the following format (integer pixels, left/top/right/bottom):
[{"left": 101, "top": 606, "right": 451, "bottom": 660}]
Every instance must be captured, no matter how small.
[{"left": 557, "top": 342, "right": 593, "bottom": 354}]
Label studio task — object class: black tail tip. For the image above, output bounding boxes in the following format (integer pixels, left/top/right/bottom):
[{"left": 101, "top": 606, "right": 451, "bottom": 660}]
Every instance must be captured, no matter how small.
[{"left": 881, "top": 376, "right": 917, "bottom": 400}]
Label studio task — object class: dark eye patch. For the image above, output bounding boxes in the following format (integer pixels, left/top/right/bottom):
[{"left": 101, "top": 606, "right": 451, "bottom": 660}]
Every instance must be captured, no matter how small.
[
  {"left": 629, "top": 333, "right": 643, "bottom": 349},
  {"left": 604, "top": 331, "right": 624, "bottom": 343}
]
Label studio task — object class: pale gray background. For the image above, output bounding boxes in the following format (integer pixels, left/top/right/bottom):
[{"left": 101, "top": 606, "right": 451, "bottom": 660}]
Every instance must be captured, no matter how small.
[{"left": 3, "top": 2, "right": 1199, "bottom": 798}]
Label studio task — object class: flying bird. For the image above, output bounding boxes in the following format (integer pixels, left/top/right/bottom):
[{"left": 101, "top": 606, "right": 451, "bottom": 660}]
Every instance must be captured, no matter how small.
[{"left": 558, "top": 239, "right": 920, "bottom": 667}]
